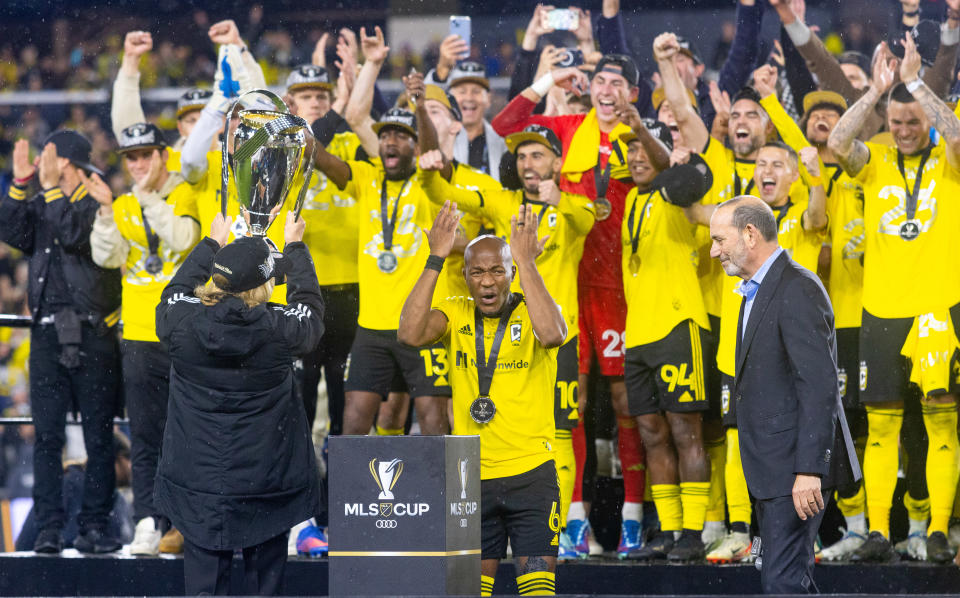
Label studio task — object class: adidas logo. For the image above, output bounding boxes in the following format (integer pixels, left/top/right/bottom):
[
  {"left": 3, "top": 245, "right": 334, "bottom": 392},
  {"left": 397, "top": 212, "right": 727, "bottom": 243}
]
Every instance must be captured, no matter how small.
[
  {"left": 870, "top": 442, "right": 882, "bottom": 447},
  {"left": 940, "top": 444, "right": 951, "bottom": 451},
  {"left": 458, "top": 324, "right": 472, "bottom": 335}
]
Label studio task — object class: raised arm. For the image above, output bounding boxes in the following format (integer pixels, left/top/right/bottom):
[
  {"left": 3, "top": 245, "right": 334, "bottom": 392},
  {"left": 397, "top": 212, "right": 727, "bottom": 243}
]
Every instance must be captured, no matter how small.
[
  {"left": 345, "top": 26, "right": 389, "bottom": 156},
  {"left": 397, "top": 201, "right": 457, "bottom": 347},
  {"left": 716, "top": 0, "right": 762, "bottom": 99},
  {"left": 510, "top": 205, "right": 566, "bottom": 348},
  {"left": 311, "top": 142, "right": 352, "bottom": 190},
  {"left": 111, "top": 31, "right": 151, "bottom": 139},
  {"left": 492, "top": 66, "right": 586, "bottom": 136},
  {"left": 798, "top": 146, "right": 827, "bottom": 231},
  {"left": 900, "top": 34, "right": 960, "bottom": 170},
  {"left": 418, "top": 153, "right": 485, "bottom": 212},
  {"left": 614, "top": 91, "right": 671, "bottom": 172},
  {"left": 654, "top": 32, "right": 709, "bottom": 152},
  {"left": 828, "top": 57, "right": 896, "bottom": 176}
]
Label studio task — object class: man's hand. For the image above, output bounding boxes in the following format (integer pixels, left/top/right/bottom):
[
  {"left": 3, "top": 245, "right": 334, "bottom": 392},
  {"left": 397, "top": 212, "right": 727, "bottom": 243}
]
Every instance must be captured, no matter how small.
[
  {"left": 37, "top": 143, "right": 61, "bottom": 189},
  {"left": 124, "top": 31, "right": 153, "bottom": 59},
  {"left": 77, "top": 171, "right": 113, "bottom": 208},
  {"left": 523, "top": 4, "right": 556, "bottom": 51},
  {"left": 137, "top": 150, "right": 166, "bottom": 192},
  {"left": 799, "top": 146, "right": 821, "bottom": 177},
  {"left": 871, "top": 45, "right": 898, "bottom": 95},
  {"left": 427, "top": 201, "right": 460, "bottom": 259},
  {"left": 709, "top": 80, "right": 732, "bottom": 117},
  {"left": 670, "top": 146, "right": 692, "bottom": 166},
  {"left": 284, "top": 210, "right": 306, "bottom": 244},
  {"left": 538, "top": 179, "right": 561, "bottom": 206},
  {"left": 210, "top": 213, "right": 232, "bottom": 247},
  {"left": 548, "top": 66, "right": 590, "bottom": 96},
  {"left": 752, "top": 64, "right": 779, "bottom": 99},
  {"left": 613, "top": 88, "right": 643, "bottom": 130},
  {"left": 403, "top": 69, "right": 426, "bottom": 105},
  {"left": 900, "top": 34, "right": 922, "bottom": 84},
  {"left": 312, "top": 33, "right": 330, "bottom": 68},
  {"left": 792, "top": 474, "right": 824, "bottom": 520},
  {"left": 510, "top": 204, "right": 548, "bottom": 267},
  {"left": 653, "top": 32, "right": 680, "bottom": 62},
  {"left": 418, "top": 149, "right": 445, "bottom": 171},
  {"left": 536, "top": 45, "right": 564, "bottom": 79},
  {"left": 789, "top": 0, "right": 807, "bottom": 24},
  {"left": 572, "top": 7, "right": 593, "bottom": 44},
  {"left": 208, "top": 19, "right": 243, "bottom": 47},
  {"left": 12, "top": 139, "right": 35, "bottom": 182},
  {"left": 360, "top": 26, "right": 390, "bottom": 65},
  {"left": 438, "top": 34, "right": 470, "bottom": 77}
]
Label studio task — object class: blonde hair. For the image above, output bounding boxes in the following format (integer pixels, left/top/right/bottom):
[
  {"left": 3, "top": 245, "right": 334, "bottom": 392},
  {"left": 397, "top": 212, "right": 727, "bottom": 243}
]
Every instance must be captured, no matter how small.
[{"left": 194, "top": 273, "right": 275, "bottom": 308}]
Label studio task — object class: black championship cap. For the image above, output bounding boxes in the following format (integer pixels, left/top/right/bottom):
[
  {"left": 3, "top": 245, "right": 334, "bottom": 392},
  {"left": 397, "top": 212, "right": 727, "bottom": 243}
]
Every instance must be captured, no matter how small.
[
  {"left": 117, "top": 122, "right": 167, "bottom": 154},
  {"left": 41, "top": 130, "right": 104, "bottom": 176},
  {"left": 592, "top": 54, "right": 640, "bottom": 87},
  {"left": 286, "top": 64, "right": 334, "bottom": 92},
  {"left": 449, "top": 61, "right": 490, "bottom": 90},
  {"left": 505, "top": 124, "right": 563, "bottom": 157},
  {"left": 211, "top": 236, "right": 277, "bottom": 293},
  {"left": 372, "top": 108, "right": 418, "bottom": 139},
  {"left": 675, "top": 35, "right": 704, "bottom": 65},
  {"left": 615, "top": 118, "right": 675, "bottom": 152},
  {"left": 651, "top": 154, "right": 713, "bottom": 208},
  {"left": 177, "top": 88, "right": 212, "bottom": 119}
]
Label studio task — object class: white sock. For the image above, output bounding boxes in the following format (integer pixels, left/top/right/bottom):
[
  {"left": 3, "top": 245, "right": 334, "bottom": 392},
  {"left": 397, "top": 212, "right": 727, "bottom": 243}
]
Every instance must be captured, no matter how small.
[
  {"left": 621, "top": 501, "right": 642, "bottom": 522},
  {"left": 567, "top": 502, "right": 586, "bottom": 522},
  {"left": 908, "top": 517, "right": 928, "bottom": 536},
  {"left": 845, "top": 512, "right": 867, "bottom": 535}
]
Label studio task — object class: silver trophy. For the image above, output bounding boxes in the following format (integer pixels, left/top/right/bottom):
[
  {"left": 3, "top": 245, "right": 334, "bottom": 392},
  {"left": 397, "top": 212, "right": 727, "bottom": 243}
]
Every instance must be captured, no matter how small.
[{"left": 220, "top": 89, "right": 315, "bottom": 236}]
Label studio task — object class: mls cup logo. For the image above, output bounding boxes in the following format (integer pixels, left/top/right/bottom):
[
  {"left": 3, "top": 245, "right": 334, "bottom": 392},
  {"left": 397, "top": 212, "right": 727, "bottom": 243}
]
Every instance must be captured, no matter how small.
[
  {"left": 458, "top": 458, "right": 468, "bottom": 500},
  {"left": 369, "top": 458, "right": 404, "bottom": 500}
]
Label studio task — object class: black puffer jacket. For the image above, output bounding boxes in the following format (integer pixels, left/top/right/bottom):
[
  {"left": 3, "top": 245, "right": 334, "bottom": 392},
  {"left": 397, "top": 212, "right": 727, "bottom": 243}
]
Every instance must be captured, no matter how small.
[{"left": 154, "top": 237, "right": 324, "bottom": 550}]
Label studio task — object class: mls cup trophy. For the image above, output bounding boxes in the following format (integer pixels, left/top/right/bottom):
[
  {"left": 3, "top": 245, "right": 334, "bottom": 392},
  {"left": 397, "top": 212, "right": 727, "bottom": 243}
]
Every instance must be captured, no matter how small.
[{"left": 220, "top": 89, "right": 315, "bottom": 236}]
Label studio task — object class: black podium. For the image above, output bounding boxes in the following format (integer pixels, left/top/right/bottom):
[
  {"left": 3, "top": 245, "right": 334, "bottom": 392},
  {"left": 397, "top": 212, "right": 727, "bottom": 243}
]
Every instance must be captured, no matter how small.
[{"left": 328, "top": 435, "right": 481, "bottom": 596}]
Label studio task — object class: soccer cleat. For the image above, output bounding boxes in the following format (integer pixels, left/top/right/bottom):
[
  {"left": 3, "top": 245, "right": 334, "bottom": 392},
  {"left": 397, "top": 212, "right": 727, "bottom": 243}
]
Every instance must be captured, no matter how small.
[
  {"left": 296, "top": 524, "right": 329, "bottom": 558},
  {"left": 288, "top": 520, "right": 312, "bottom": 556},
  {"left": 667, "top": 529, "right": 706, "bottom": 563},
  {"left": 894, "top": 531, "right": 927, "bottom": 561},
  {"left": 557, "top": 530, "right": 581, "bottom": 561},
  {"left": 926, "top": 531, "right": 954, "bottom": 564},
  {"left": 617, "top": 520, "right": 643, "bottom": 559},
  {"left": 706, "top": 531, "right": 752, "bottom": 563},
  {"left": 701, "top": 521, "right": 727, "bottom": 553},
  {"left": 564, "top": 518, "right": 591, "bottom": 558},
  {"left": 129, "top": 517, "right": 162, "bottom": 556},
  {"left": 849, "top": 531, "right": 898, "bottom": 563},
  {"left": 159, "top": 528, "right": 184, "bottom": 554},
  {"left": 627, "top": 530, "right": 674, "bottom": 561},
  {"left": 819, "top": 529, "right": 866, "bottom": 561}
]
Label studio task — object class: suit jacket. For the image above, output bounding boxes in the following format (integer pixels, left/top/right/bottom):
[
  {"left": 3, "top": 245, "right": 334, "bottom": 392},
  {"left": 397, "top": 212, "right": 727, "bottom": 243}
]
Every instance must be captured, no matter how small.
[{"left": 734, "top": 252, "right": 861, "bottom": 501}]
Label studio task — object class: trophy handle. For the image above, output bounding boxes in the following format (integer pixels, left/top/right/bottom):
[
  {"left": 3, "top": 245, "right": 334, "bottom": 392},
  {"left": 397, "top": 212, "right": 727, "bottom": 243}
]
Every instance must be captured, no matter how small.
[
  {"left": 292, "top": 131, "right": 316, "bottom": 222},
  {"left": 220, "top": 89, "right": 294, "bottom": 217}
]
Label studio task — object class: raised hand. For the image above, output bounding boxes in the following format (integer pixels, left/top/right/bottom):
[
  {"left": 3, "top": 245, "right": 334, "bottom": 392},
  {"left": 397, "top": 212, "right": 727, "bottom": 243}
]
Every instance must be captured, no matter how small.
[
  {"left": 210, "top": 213, "right": 232, "bottom": 247},
  {"left": 752, "top": 64, "right": 779, "bottom": 99},
  {"left": 12, "top": 139, "right": 35, "bottom": 182},
  {"left": 524, "top": 4, "right": 557, "bottom": 50},
  {"left": 709, "top": 80, "right": 731, "bottom": 117},
  {"left": 549, "top": 66, "right": 590, "bottom": 96},
  {"left": 427, "top": 201, "right": 460, "bottom": 259},
  {"left": 900, "top": 34, "right": 922, "bottom": 84},
  {"left": 572, "top": 7, "right": 594, "bottom": 44},
  {"left": 312, "top": 33, "right": 330, "bottom": 68},
  {"left": 653, "top": 32, "right": 680, "bottom": 62},
  {"left": 124, "top": 31, "right": 153, "bottom": 58},
  {"left": 439, "top": 34, "right": 470, "bottom": 72},
  {"left": 613, "top": 87, "right": 642, "bottom": 129},
  {"left": 798, "top": 146, "right": 821, "bottom": 177},
  {"left": 360, "top": 26, "right": 390, "bottom": 65},
  {"left": 208, "top": 20, "right": 243, "bottom": 47},
  {"left": 284, "top": 209, "right": 306, "bottom": 244},
  {"left": 538, "top": 179, "right": 561, "bottom": 206},
  {"left": 403, "top": 69, "right": 426, "bottom": 104},
  {"left": 77, "top": 171, "right": 113, "bottom": 208},
  {"left": 37, "top": 143, "right": 61, "bottom": 189},
  {"left": 138, "top": 150, "right": 166, "bottom": 192},
  {"left": 871, "top": 44, "right": 898, "bottom": 94},
  {"left": 418, "top": 149, "right": 445, "bottom": 171},
  {"left": 510, "top": 204, "right": 547, "bottom": 266}
]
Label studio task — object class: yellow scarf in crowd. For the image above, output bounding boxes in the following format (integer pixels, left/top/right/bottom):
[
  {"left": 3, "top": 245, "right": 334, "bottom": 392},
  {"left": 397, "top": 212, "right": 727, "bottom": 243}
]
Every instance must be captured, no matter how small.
[{"left": 561, "top": 108, "right": 633, "bottom": 183}]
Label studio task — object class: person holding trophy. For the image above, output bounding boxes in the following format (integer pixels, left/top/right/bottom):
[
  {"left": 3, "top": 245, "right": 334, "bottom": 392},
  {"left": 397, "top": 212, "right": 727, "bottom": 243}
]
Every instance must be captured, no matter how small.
[{"left": 398, "top": 202, "right": 565, "bottom": 596}]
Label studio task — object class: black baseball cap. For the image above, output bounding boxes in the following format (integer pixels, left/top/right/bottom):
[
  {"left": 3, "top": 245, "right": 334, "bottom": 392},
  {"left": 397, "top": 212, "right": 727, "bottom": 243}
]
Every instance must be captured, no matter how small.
[
  {"left": 211, "top": 236, "right": 277, "bottom": 293},
  {"left": 286, "top": 64, "right": 334, "bottom": 92},
  {"left": 592, "top": 54, "right": 640, "bottom": 88},
  {"left": 117, "top": 123, "right": 167, "bottom": 154},
  {"left": 177, "top": 88, "right": 212, "bottom": 119},
  {"left": 615, "top": 119, "right": 675, "bottom": 152},
  {"left": 372, "top": 108, "right": 418, "bottom": 139},
  {"left": 675, "top": 36, "right": 704, "bottom": 65},
  {"left": 651, "top": 154, "right": 713, "bottom": 208},
  {"left": 449, "top": 61, "right": 490, "bottom": 90},
  {"left": 838, "top": 52, "right": 871, "bottom": 78},
  {"left": 41, "top": 130, "right": 104, "bottom": 176},
  {"left": 505, "top": 124, "right": 563, "bottom": 157}
]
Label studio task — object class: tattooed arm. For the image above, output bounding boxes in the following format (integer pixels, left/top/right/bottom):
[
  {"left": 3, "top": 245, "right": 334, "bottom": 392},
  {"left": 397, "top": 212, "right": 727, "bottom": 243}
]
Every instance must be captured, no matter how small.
[
  {"left": 828, "top": 57, "right": 897, "bottom": 176},
  {"left": 900, "top": 34, "right": 960, "bottom": 171}
]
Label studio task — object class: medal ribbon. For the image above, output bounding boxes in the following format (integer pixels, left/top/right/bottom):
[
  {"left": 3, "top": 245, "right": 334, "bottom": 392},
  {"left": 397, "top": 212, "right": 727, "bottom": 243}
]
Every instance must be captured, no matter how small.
[
  {"left": 896, "top": 146, "right": 932, "bottom": 223},
  {"left": 627, "top": 190, "right": 657, "bottom": 255},
  {"left": 141, "top": 207, "right": 161, "bottom": 265},
  {"left": 594, "top": 151, "right": 612, "bottom": 200},
  {"left": 380, "top": 176, "right": 412, "bottom": 251},
  {"left": 474, "top": 293, "right": 520, "bottom": 399}
]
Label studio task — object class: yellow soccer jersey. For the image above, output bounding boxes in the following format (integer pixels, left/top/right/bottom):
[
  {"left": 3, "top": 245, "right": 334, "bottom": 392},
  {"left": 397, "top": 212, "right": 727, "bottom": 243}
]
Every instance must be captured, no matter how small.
[
  {"left": 824, "top": 163, "right": 865, "bottom": 329},
  {"left": 436, "top": 294, "right": 557, "bottom": 480},
  {"left": 442, "top": 162, "right": 502, "bottom": 299},
  {"left": 114, "top": 183, "right": 199, "bottom": 342},
  {"left": 190, "top": 150, "right": 294, "bottom": 303},
  {"left": 346, "top": 160, "right": 436, "bottom": 330},
  {"left": 621, "top": 187, "right": 709, "bottom": 348},
  {"left": 716, "top": 198, "right": 826, "bottom": 376},
  {"left": 421, "top": 170, "right": 595, "bottom": 339},
  {"left": 300, "top": 131, "right": 364, "bottom": 286},
  {"left": 853, "top": 141, "right": 960, "bottom": 318}
]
